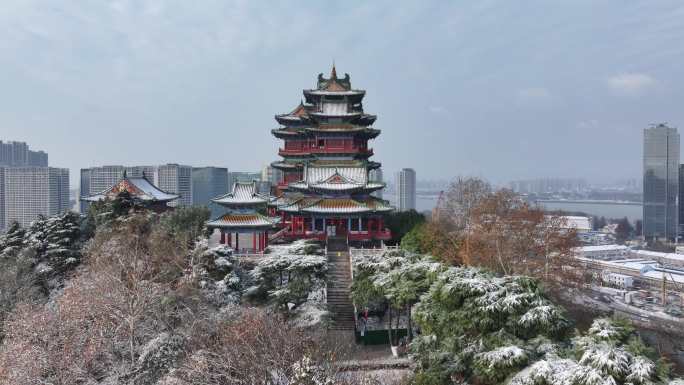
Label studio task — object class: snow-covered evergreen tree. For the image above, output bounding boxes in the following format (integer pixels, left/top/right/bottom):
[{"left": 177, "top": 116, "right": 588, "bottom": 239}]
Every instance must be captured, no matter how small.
[
  {"left": 0, "top": 221, "right": 25, "bottom": 258},
  {"left": 508, "top": 317, "right": 678, "bottom": 385},
  {"left": 351, "top": 249, "right": 441, "bottom": 344},
  {"left": 350, "top": 248, "right": 684, "bottom": 385},
  {"left": 410, "top": 265, "right": 571, "bottom": 384},
  {"left": 246, "top": 252, "right": 327, "bottom": 309},
  {"left": 0, "top": 213, "right": 82, "bottom": 288},
  {"left": 25, "top": 212, "right": 82, "bottom": 280},
  {"left": 192, "top": 241, "right": 246, "bottom": 307}
]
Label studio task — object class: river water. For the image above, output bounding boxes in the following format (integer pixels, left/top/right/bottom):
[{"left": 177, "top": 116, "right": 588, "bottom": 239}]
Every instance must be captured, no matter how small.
[
  {"left": 386, "top": 194, "right": 643, "bottom": 223},
  {"left": 536, "top": 201, "right": 642, "bottom": 223}
]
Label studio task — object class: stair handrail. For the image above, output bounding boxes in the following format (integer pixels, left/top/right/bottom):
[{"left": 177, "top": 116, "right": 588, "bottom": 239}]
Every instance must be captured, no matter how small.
[
  {"left": 269, "top": 224, "right": 290, "bottom": 241},
  {"left": 348, "top": 240, "right": 358, "bottom": 332}
]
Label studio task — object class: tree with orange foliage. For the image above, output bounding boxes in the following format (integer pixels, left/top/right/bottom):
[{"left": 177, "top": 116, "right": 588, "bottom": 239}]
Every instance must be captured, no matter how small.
[
  {"left": 429, "top": 177, "right": 581, "bottom": 290},
  {"left": 468, "top": 189, "right": 580, "bottom": 288}
]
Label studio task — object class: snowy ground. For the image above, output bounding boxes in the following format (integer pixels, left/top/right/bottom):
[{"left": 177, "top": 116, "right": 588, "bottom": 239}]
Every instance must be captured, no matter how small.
[{"left": 337, "top": 368, "right": 412, "bottom": 385}]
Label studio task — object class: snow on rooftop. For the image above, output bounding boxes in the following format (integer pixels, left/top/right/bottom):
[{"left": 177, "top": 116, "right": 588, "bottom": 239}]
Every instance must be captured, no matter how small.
[
  {"left": 593, "top": 258, "right": 684, "bottom": 283},
  {"left": 632, "top": 249, "right": 684, "bottom": 262},
  {"left": 642, "top": 269, "right": 684, "bottom": 284},
  {"left": 212, "top": 181, "right": 269, "bottom": 206},
  {"left": 84, "top": 176, "right": 179, "bottom": 202},
  {"left": 555, "top": 215, "right": 592, "bottom": 230},
  {"left": 575, "top": 245, "right": 629, "bottom": 252}
]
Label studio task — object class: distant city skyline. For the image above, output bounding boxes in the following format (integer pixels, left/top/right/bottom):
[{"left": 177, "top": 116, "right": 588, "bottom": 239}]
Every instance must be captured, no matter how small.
[
  {"left": 0, "top": 140, "right": 48, "bottom": 168},
  {"left": 2, "top": 138, "right": 647, "bottom": 197},
  {"left": 2, "top": 1, "right": 683, "bottom": 187}
]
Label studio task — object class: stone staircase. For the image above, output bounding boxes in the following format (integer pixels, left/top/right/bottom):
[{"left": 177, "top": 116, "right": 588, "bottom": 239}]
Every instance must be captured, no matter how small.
[{"left": 326, "top": 236, "right": 356, "bottom": 331}]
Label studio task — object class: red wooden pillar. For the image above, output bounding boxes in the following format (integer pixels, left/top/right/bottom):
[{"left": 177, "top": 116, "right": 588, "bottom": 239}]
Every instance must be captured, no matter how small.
[
  {"left": 220, "top": 230, "right": 226, "bottom": 244},
  {"left": 265, "top": 231, "right": 269, "bottom": 247},
  {"left": 227, "top": 233, "right": 232, "bottom": 247},
  {"left": 252, "top": 232, "right": 257, "bottom": 251}
]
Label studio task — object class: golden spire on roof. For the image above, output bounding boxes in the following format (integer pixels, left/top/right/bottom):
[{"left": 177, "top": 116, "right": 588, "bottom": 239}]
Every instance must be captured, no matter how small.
[{"left": 330, "top": 61, "right": 337, "bottom": 79}]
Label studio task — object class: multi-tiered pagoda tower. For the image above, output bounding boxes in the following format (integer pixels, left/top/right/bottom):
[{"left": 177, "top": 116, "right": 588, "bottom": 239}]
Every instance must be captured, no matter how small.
[{"left": 270, "top": 66, "right": 393, "bottom": 244}]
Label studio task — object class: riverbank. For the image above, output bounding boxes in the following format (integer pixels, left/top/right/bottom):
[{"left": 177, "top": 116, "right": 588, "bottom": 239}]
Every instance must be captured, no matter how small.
[{"left": 535, "top": 199, "right": 643, "bottom": 223}]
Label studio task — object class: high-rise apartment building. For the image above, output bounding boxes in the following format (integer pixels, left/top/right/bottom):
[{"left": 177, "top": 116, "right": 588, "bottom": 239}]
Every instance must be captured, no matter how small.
[
  {"left": 28, "top": 150, "right": 48, "bottom": 167},
  {"left": 0, "top": 168, "right": 5, "bottom": 231},
  {"left": 2, "top": 167, "right": 69, "bottom": 229},
  {"left": 157, "top": 164, "right": 193, "bottom": 207},
  {"left": 0, "top": 140, "right": 48, "bottom": 167},
  {"left": 127, "top": 165, "right": 156, "bottom": 179},
  {"left": 192, "top": 167, "right": 229, "bottom": 217},
  {"left": 643, "top": 124, "right": 679, "bottom": 242},
  {"left": 0, "top": 141, "right": 63, "bottom": 231},
  {"left": 396, "top": 168, "right": 416, "bottom": 212}
]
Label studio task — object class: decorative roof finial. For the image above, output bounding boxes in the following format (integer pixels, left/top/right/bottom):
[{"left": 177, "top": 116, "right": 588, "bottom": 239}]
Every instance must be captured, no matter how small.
[{"left": 331, "top": 60, "right": 337, "bottom": 79}]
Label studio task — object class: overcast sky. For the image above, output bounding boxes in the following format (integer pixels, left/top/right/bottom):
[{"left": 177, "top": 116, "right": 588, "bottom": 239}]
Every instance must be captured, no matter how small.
[{"left": 1, "top": 1, "right": 683, "bottom": 187}]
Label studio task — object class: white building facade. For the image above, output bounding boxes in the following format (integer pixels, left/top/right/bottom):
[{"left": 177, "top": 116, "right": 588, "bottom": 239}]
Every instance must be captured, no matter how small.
[
  {"left": 574, "top": 245, "right": 630, "bottom": 260},
  {"left": 157, "top": 164, "right": 193, "bottom": 207},
  {"left": 602, "top": 272, "right": 634, "bottom": 289},
  {"left": 0, "top": 167, "right": 4, "bottom": 231},
  {"left": 396, "top": 168, "right": 416, "bottom": 212},
  {"left": 2, "top": 167, "right": 69, "bottom": 229}
]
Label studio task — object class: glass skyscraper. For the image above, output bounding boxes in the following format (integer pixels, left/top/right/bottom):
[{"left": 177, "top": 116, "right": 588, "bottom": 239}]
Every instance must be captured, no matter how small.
[
  {"left": 192, "top": 167, "right": 229, "bottom": 217},
  {"left": 643, "top": 124, "right": 679, "bottom": 241}
]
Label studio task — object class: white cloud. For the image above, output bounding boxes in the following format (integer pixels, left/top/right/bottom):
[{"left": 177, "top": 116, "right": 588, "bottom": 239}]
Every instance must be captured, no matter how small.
[{"left": 607, "top": 73, "right": 655, "bottom": 94}]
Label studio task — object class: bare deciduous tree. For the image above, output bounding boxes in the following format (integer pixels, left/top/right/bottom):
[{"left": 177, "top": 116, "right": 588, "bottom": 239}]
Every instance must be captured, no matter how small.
[
  {"left": 86, "top": 214, "right": 187, "bottom": 366},
  {"left": 433, "top": 176, "right": 492, "bottom": 266},
  {"left": 177, "top": 308, "right": 350, "bottom": 385}
]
